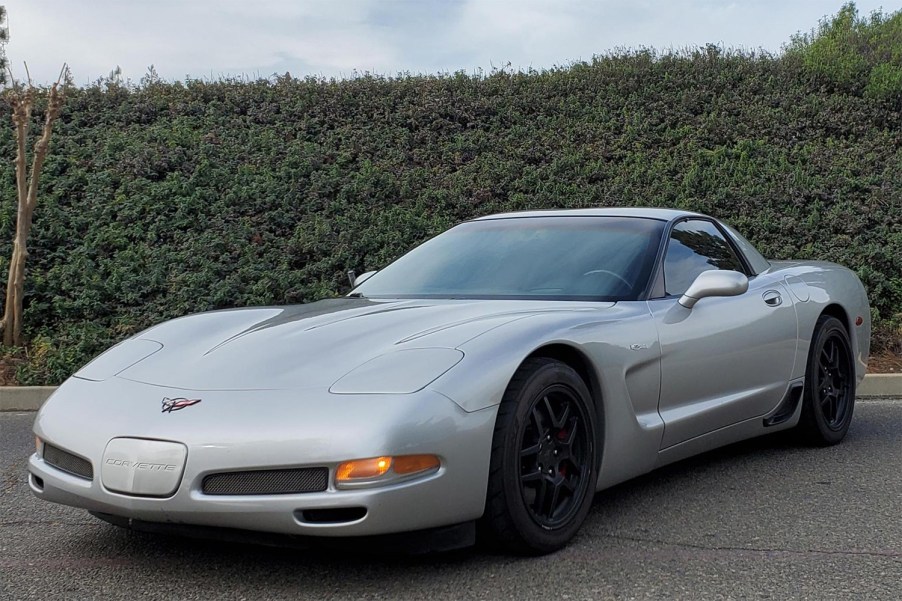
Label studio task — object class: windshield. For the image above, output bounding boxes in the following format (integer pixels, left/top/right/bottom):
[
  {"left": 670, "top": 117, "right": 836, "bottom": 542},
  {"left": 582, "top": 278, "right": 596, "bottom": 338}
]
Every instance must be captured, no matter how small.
[{"left": 353, "top": 216, "right": 665, "bottom": 301}]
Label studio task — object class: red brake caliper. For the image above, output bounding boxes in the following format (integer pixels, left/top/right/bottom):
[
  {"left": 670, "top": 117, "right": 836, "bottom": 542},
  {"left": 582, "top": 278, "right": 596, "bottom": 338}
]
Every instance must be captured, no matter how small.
[{"left": 556, "top": 428, "right": 568, "bottom": 476}]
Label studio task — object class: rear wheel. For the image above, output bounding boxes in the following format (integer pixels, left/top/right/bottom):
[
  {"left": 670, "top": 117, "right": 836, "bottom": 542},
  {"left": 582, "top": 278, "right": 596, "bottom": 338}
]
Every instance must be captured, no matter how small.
[
  {"left": 798, "top": 315, "right": 856, "bottom": 445},
  {"left": 482, "top": 357, "right": 598, "bottom": 555}
]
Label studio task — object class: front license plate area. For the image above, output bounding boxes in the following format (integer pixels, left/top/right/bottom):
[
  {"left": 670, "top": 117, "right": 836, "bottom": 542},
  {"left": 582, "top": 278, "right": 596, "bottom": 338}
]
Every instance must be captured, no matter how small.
[{"left": 101, "top": 438, "right": 187, "bottom": 497}]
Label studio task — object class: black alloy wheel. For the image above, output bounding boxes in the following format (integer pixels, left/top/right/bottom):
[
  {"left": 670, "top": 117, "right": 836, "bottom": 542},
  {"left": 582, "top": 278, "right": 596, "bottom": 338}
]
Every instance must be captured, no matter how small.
[
  {"left": 482, "top": 357, "right": 598, "bottom": 554},
  {"left": 817, "top": 335, "right": 853, "bottom": 430},
  {"left": 518, "top": 385, "right": 592, "bottom": 528},
  {"left": 798, "top": 315, "right": 856, "bottom": 445}
]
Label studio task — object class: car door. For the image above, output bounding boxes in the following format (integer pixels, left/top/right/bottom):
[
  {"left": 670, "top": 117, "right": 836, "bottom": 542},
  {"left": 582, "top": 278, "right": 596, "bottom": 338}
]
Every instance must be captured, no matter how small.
[{"left": 647, "top": 218, "right": 797, "bottom": 449}]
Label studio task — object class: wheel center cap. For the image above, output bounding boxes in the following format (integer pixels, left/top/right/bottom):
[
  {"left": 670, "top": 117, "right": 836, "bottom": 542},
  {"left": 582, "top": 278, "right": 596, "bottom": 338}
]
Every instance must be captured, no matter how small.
[{"left": 538, "top": 445, "right": 557, "bottom": 468}]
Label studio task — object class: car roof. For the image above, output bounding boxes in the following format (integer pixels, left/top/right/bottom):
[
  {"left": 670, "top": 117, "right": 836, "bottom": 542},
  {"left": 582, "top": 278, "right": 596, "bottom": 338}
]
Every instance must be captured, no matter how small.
[{"left": 473, "top": 207, "right": 706, "bottom": 222}]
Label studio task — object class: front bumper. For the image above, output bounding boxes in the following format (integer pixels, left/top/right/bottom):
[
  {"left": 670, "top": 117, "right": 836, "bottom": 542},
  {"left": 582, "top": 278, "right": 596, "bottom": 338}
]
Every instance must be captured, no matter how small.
[{"left": 29, "top": 377, "right": 497, "bottom": 538}]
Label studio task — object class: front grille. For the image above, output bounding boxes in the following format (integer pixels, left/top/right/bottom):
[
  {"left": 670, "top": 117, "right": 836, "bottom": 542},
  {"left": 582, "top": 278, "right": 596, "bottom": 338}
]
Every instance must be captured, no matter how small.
[
  {"left": 43, "top": 444, "right": 94, "bottom": 480},
  {"left": 202, "top": 467, "right": 328, "bottom": 495}
]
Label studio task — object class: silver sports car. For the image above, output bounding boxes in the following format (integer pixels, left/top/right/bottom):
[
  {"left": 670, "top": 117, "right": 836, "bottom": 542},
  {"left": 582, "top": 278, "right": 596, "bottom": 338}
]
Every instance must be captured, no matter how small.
[{"left": 29, "top": 208, "right": 870, "bottom": 554}]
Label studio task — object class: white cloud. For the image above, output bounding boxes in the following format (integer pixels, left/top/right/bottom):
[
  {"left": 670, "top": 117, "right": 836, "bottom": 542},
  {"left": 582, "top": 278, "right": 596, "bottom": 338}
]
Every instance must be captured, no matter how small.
[{"left": 1, "top": 0, "right": 893, "bottom": 84}]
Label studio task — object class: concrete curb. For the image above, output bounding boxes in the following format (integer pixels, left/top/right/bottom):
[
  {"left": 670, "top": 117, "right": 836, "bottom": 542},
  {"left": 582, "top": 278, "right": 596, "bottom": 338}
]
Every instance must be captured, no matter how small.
[
  {"left": 2, "top": 375, "right": 900, "bottom": 412},
  {"left": 0, "top": 387, "right": 58, "bottom": 412},
  {"left": 857, "top": 374, "right": 902, "bottom": 397}
]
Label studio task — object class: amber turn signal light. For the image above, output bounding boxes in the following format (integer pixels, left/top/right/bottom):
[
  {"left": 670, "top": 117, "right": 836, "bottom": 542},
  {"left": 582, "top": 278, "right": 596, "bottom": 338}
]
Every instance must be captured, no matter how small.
[
  {"left": 335, "top": 454, "right": 441, "bottom": 488},
  {"left": 336, "top": 456, "right": 392, "bottom": 481},
  {"left": 392, "top": 454, "right": 441, "bottom": 475}
]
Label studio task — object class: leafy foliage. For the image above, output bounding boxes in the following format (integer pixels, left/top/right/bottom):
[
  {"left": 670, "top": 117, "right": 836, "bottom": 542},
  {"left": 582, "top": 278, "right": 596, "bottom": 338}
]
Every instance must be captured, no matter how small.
[
  {"left": 0, "top": 7, "right": 900, "bottom": 384},
  {"left": 786, "top": 2, "right": 902, "bottom": 104}
]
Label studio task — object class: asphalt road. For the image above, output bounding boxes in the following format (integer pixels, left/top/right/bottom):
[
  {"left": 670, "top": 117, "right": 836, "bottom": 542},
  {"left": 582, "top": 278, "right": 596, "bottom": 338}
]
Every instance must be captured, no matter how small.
[{"left": 2, "top": 400, "right": 900, "bottom": 601}]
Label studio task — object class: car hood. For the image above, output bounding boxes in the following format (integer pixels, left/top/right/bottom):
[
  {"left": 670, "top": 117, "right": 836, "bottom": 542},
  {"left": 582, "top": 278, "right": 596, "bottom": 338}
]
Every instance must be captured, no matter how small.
[{"left": 109, "top": 298, "right": 612, "bottom": 391}]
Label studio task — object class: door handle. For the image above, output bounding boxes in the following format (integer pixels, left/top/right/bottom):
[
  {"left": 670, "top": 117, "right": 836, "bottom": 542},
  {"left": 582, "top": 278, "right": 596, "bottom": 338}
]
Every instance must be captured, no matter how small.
[{"left": 763, "top": 290, "right": 782, "bottom": 307}]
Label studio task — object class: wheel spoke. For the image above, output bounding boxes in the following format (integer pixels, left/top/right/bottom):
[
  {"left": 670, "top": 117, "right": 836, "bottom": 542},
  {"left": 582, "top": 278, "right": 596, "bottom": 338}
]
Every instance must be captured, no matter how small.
[
  {"left": 836, "top": 381, "right": 848, "bottom": 399},
  {"left": 542, "top": 396, "right": 555, "bottom": 425},
  {"left": 532, "top": 476, "right": 550, "bottom": 514},
  {"left": 823, "top": 341, "right": 836, "bottom": 368},
  {"left": 531, "top": 406, "right": 546, "bottom": 433},
  {"left": 562, "top": 458, "right": 581, "bottom": 480},
  {"left": 828, "top": 341, "right": 841, "bottom": 371},
  {"left": 521, "top": 442, "right": 541, "bottom": 458},
  {"left": 552, "top": 402, "right": 571, "bottom": 429},
  {"left": 548, "top": 479, "right": 563, "bottom": 516},
  {"left": 521, "top": 470, "right": 542, "bottom": 483},
  {"left": 562, "top": 417, "right": 579, "bottom": 446},
  {"left": 831, "top": 341, "right": 843, "bottom": 371},
  {"left": 560, "top": 473, "right": 577, "bottom": 492}
]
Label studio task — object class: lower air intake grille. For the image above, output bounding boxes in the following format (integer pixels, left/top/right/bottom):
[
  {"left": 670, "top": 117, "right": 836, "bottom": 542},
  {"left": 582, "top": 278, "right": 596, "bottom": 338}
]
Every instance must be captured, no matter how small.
[
  {"left": 202, "top": 468, "right": 329, "bottom": 495},
  {"left": 43, "top": 444, "right": 94, "bottom": 480}
]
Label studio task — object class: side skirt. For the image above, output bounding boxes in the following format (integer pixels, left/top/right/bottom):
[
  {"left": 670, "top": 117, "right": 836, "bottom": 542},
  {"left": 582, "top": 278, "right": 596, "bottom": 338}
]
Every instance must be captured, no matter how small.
[{"left": 655, "top": 379, "right": 804, "bottom": 468}]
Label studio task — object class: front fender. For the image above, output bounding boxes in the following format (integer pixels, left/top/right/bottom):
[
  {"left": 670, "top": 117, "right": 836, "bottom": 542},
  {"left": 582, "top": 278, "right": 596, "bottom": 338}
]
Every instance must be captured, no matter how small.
[{"left": 428, "top": 300, "right": 665, "bottom": 490}]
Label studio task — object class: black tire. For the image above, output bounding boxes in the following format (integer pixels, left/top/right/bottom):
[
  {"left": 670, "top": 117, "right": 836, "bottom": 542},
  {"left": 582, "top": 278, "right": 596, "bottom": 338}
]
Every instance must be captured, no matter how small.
[
  {"left": 798, "top": 315, "right": 856, "bottom": 446},
  {"left": 481, "top": 357, "right": 599, "bottom": 555}
]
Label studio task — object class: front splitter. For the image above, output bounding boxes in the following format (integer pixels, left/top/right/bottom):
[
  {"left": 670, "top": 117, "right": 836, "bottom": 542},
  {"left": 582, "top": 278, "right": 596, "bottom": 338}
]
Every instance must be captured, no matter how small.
[{"left": 89, "top": 511, "right": 476, "bottom": 554}]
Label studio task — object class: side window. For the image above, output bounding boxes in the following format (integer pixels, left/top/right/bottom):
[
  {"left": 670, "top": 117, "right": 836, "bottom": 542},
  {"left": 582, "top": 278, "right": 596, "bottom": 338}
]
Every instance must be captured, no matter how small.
[
  {"left": 722, "top": 223, "right": 771, "bottom": 275},
  {"left": 664, "top": 220, "right": 744, "bottom": 296}
]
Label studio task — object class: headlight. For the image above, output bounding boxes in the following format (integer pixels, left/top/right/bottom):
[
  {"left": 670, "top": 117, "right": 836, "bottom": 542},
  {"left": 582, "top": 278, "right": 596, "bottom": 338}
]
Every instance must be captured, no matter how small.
[
  {"left": 35, "top": 436, "right": 43, "bottom": 458},
  {"left": 329, "top": 348, "right": 463, "bottom": 394},
  {"left": 73, "top": 339, "right": 163, "bottom": 382},
  {"left": 335, "top": 454, "right": 441, "bottom": 489}
]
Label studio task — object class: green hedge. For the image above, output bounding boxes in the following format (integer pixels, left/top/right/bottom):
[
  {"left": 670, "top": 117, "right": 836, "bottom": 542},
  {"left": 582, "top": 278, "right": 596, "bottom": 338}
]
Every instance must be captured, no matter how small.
[
  {"left": 786, "top": 3, "right": 902, "bottom": 103},
  {"left": 0, "top": 9, "right": 900, "bottom": 384}
]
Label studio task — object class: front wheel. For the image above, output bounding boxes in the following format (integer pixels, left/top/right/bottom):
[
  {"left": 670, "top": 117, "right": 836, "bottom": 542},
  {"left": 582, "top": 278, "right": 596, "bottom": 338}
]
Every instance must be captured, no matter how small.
[
  {"left": 481, "top": 357, "right": 598, "bottom": 555},
  {"left": 797, "top": 315, "right": 856, "bottom": 446}
]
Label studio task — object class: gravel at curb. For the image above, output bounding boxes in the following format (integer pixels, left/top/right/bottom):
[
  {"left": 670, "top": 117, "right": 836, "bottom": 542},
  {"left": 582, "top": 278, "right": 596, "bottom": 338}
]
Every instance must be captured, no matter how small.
[{"left": 2, "top": 376, "right": 900, "bottom": 412}]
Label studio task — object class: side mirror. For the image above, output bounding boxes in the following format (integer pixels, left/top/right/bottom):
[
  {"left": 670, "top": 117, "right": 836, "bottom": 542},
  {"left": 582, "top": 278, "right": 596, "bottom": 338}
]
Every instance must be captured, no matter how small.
[
  {"left": 679, "top": 270, "right": 749, "bottom": 309},
  {"left": 353, "top": 270, "right": 378, "bottom": 287}
]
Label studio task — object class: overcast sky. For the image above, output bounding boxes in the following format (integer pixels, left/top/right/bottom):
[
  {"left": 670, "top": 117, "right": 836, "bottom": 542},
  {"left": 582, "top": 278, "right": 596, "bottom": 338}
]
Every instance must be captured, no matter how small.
[{"left": 2, "top": 0, "right": 894, "bottom": 85}]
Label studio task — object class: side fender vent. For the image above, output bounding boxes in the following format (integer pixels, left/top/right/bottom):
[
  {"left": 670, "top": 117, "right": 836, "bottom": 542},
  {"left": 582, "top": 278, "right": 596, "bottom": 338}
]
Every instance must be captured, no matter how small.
[{"left": 763, "top": 383, "right": 804, "bottom": 427}]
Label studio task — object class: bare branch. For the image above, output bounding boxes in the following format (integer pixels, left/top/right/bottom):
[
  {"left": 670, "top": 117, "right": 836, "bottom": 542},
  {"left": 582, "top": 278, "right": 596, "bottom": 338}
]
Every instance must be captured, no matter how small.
[
  {"left": 6, "top": 63, "right": 17, "bottom": 90},
  {"left": 56, "top": 62, "right": 68, "bottom": 86},
  {"left": 23, "top": 61, "right": 31, "bottom": 87}
]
